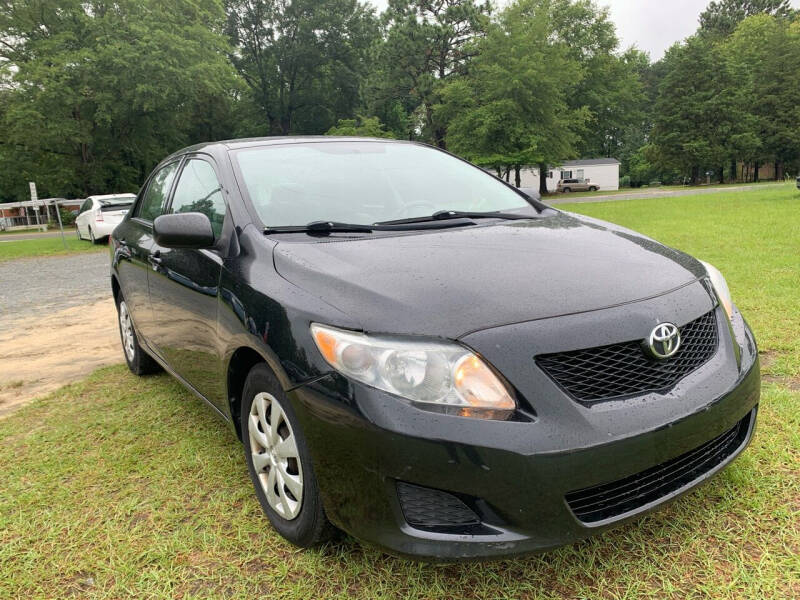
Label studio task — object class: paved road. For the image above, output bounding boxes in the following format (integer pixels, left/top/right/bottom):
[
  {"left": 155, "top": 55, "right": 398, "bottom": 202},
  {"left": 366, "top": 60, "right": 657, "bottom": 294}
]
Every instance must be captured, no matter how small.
[
  {"left": 547, "top": 182, "right": 790, "bottom": 205},
  {"left": 0, "top": 251, "right": 111, "bottom": 325},
  {"left": 0, "top": 230, "right": 75, "bottom": 242}
]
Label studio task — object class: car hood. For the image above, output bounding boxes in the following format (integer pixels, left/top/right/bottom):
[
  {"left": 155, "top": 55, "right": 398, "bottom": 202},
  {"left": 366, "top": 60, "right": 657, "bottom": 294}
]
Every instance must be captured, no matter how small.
[{"left": 273, "top": 211, "right": 706, "bottom": 339}]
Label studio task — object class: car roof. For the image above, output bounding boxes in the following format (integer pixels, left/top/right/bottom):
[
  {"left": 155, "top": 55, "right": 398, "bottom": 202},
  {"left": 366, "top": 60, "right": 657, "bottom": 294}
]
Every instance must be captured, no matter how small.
[{"left": 161, "top": 136, "right": 415, "bottom": 163}]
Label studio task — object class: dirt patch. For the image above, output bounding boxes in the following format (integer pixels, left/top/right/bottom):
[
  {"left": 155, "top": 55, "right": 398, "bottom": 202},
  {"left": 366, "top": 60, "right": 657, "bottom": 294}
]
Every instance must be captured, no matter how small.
[
  {"left": 0, "top": 298, "right": 122, "bottom": 416},
  {"left": 762, "top": 374, "right": 800, "bottom": 391}
]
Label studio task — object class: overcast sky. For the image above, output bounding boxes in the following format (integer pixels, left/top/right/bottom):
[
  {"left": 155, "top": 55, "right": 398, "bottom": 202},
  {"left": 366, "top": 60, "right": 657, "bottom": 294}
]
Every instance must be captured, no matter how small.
[{"left": 370, "top": 0, "right": 800, "bottom": 60}]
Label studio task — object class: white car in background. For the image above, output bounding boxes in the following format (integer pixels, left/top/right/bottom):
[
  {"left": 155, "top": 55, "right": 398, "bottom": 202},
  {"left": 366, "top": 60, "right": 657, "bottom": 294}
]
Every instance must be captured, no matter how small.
[{"left": 75, "top": 194, "right": 136, "bottom": 243}]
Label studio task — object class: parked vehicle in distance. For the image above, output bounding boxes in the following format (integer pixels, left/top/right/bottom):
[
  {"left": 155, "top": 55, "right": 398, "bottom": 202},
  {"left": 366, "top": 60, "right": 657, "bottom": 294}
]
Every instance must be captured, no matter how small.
[
  {"left": 110, "top": 138, "right": 759, "bottom": 561},
  {"left": 557, "top": 178, "right": 599, "bottom": 193},
  {"left": 76, "top": 194, "right": 136, "bottom": 243}
]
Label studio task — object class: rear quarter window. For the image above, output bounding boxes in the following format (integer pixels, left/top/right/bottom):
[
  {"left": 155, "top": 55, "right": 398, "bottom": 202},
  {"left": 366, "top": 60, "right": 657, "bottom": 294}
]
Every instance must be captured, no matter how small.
[{"left": 136, "top": 162, "right": 180, "bottom": 222}]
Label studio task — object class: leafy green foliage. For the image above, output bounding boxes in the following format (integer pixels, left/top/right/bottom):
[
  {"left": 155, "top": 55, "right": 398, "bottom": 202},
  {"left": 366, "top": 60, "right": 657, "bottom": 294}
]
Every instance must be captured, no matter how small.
[
  {"left": 325, "top": 116, "right": 395, "bottom": 138},
  {"left": 700, "top": 0, "right": 797, "bottom": 36},
  {"left": 648, "top": 10, "right": 800, "bottom": 183},
  {"left": 224, "top": 0, "right": 378, "bottom": 137},
  {"left": 366, "top": 0, "right": 491, "bottom": 145},
  {"left": 440, "top": 0, "right": 587, "bottom": 190},
  {"left": 0, "top": 0, "right": 239, "bottom": 202}
]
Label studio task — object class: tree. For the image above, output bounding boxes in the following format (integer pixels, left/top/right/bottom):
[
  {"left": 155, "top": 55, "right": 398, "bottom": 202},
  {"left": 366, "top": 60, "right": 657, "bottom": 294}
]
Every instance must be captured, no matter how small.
[
  {"left": 440, "top": 0, "right": 585, "bottom": 192},
  {"left": 325, "top": 116, "right": 396, "bottom": 138},
  {"left": 546, "top": 0, "right": 647, "bottom": 159},
  {"left": 0, "top": 0, "right": 237, "bottom": 200},
  {"left": 366, "top": 0, "right": 491, "bottom": 146},
  {"left": 721, "top": 14, "right": 800, "bottom": 180},
  {"left": 648, "top": 36, "right": 749, "bottom": 184},
  {"left": 699, "top": 0, "right": 796, "bottom": 37},
  {"left": 224, "top": 0, "right": 378, "bottom": 137}
]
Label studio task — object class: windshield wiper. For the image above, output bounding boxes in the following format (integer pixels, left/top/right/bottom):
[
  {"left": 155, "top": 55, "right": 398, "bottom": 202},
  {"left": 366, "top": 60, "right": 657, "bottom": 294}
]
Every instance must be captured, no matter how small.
[
  {"left": 265, "top": 221, "right": 375, "bottom": 234},
  {"left": 264, "top": 218, "right": 479, "bottom": 235},
  {"left": 376, "top": 210, "right": 534, "bottom": 226}
]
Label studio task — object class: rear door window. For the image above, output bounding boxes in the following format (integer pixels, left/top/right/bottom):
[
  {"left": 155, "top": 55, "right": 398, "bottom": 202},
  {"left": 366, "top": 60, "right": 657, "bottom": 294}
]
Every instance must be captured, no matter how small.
[
  {"left": 136, "top": 162, "right": 180, "bottom": 222},
  {"left": 169, "top": 159, "right": 226, "bottom": 238}
]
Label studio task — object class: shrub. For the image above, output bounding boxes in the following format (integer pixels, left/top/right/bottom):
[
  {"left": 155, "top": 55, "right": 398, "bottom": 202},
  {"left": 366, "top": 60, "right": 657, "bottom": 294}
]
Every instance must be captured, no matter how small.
[{"left": 58, "top": 207, "right": 76, "bottom": 226}]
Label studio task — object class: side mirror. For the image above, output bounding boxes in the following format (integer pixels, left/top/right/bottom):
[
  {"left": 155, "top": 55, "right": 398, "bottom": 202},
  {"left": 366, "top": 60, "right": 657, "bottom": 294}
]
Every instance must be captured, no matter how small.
[{"left": 153, "top": 212, "right": 214, "bottom": 249}]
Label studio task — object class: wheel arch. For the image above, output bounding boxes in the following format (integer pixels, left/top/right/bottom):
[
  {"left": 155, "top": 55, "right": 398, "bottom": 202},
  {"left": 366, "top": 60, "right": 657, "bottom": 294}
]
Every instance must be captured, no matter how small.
[
  {"left": 111, "top": 274, "right": 121, "bottom": 305},
  {"left": 226, "top": 345, "right": 292, "bottom": 440}
]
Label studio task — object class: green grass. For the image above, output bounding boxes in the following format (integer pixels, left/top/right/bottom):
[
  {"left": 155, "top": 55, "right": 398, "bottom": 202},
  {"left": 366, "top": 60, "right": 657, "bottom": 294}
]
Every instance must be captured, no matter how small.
[
  {"left": 1, "top": 186, "right": 799, "bottom": 599},
  {"left": 0, "top": 235, "right": 104, "bottom": 262},
  {"left": 554, "top": 179, "right": 789, "bottom": 199}
]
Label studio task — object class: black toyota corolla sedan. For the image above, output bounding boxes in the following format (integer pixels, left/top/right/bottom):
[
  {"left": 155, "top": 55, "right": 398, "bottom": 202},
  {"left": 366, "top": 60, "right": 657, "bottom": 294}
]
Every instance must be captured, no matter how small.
[{"left": 110, "top": 137, "right": 760, "bottom": 560}]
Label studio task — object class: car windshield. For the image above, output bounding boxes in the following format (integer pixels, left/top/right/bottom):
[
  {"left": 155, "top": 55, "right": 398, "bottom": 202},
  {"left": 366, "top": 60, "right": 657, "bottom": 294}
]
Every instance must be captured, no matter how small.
[{"left": 232, "top": 141, "right": 533, "bottom": 228}]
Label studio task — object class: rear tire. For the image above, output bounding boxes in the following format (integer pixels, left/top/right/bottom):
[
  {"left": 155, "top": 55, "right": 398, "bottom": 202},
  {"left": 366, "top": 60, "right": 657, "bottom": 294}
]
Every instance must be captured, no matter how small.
[
  {"left": 562, "top": 187, "right": 571, "bottom": 193},
  {"left": 241, "top": 364, "right": 335, "bottom": 547},
  {"left": 116, "top": 295, "right": 161, "bottom": 376}
]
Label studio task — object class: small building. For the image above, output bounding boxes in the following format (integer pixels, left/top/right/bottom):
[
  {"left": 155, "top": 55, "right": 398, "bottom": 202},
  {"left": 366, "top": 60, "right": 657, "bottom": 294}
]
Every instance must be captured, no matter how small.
[
  {"left": 0, "top": 198, "right": 81, "bottom": 229},
  {"left": 519, "top": 158, "right": 621, "bottom": 192}
]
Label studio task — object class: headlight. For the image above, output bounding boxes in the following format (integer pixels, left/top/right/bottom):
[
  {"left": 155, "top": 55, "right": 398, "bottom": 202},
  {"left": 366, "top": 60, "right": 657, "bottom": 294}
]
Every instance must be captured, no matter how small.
[
  {"left": 699, "top": 260, "right": 733, "bottom": 320},
  {"left": 310, "top": 324, "right": 515, "bottom": 416}
]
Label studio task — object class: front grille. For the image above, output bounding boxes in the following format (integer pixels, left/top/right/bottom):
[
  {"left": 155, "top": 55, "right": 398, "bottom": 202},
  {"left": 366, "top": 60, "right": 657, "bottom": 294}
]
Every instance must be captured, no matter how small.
[
  {"left": 397, "top": 482, "right": 480, "bottom": 529},
  {"left": 565, "top": 411, "right": 752, "bottom": 524},
  {"left": 536, "top": 310, "right": 718, "bottom": 402}
]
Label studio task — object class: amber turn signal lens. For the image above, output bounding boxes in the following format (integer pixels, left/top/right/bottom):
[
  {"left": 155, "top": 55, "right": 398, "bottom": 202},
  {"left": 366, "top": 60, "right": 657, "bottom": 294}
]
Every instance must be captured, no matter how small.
[
  {"left": 453, "top": 355, "right": 515, "bottom": 410},
  {"left": 311, "top": 327, "right": 339, "bottom": 365}
]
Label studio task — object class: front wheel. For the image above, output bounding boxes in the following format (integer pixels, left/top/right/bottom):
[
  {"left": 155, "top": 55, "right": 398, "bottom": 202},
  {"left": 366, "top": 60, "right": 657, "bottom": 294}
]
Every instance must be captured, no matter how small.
[
  {"left": 562, "top": 187, "right": 571, "bottom": 193},
  {"left": 242, "top": 364, "right": 334, "bottom": 547},
  {"left": 589, "top": 186, "right": 599, "bottom": 192}
]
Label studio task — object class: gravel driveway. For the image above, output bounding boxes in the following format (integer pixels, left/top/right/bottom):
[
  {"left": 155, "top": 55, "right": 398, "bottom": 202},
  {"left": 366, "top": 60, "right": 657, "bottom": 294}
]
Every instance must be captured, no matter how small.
[
  {"left": 0, "top": 251, "right": 111, "bottom": 325},
  {"left": 0, "top": 251, "right": 120, "bottom": 415}
]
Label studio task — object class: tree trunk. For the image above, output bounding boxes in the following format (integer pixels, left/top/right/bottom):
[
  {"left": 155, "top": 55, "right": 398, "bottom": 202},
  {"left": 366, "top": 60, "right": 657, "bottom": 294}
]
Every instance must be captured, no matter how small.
[
  {"left": 504, "top": 168, "right": 510, "bottom": 182},
  {"left": 690, "top": 165, "right": 700, "bottom": 185},
  {"left": 754, "top": 161, "right": 760, "bottom": 182},
  {"left": 719, "top": 167, "right": 725, "bottom": 185},
  {"left": 776, "top": 160, "right": 783, "bottom": 181},
  {"left": 514, "top": 165, "right": 521, "bottom": 188},
  {"left": 730, "top": 160, "right": 737, "bottom": 183},
  {"left": 495, "top": 167, "right": 502, "bottom": 178},
  {"left": 538, "top": 163, "right": 548, "bottom": 195}
]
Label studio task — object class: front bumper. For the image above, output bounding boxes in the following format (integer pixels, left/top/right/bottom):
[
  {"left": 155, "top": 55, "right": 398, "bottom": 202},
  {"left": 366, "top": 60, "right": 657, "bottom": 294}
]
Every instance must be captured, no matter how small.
[{"left": 289, "top": 297, "right": 760, "bottom": 560}]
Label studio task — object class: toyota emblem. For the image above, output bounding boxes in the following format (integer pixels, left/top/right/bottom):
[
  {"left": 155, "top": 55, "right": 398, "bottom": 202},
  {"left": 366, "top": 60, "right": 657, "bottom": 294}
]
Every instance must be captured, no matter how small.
[{"left": 647, "top": 323, "right": 681, "bottom": 359}]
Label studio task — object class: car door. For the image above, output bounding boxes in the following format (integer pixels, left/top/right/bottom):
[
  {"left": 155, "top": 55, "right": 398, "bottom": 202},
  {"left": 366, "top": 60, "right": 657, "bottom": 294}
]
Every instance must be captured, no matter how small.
[
  {"left": 146, "top": 156, "right": 228, "bottom": 406},
  {"left": 115, "top": 161, "right": 181, "bottom": 346}
]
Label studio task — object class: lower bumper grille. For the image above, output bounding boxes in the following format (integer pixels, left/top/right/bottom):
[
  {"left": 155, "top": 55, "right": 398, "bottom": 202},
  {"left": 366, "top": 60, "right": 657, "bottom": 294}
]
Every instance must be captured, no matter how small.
[
  {"left": 397, "top": 482, "right": 480, "bottom": 530},
  {"left": 565, "top": 410, "right": 753, "bottom": 524}
]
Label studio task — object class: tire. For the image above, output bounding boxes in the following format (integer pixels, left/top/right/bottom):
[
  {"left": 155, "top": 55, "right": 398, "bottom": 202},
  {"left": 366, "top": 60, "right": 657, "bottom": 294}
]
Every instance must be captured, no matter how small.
[
  {"left": 89, "top": 227, "right": 97, "bottom": 244},
  {"left": 589, "top": 186, "right": 599, "bottom": 192},
  {"left": 563, "top": 187, "right": 571, "bottom": 193},
  {"left": 242, "top": 364, "right": 334, "bottom": 547},
  {"left": 76, "top": 227, "right": 82, "bottom": 241},
  {"left": 116, "top": 295, "right": 161, "bottom": 376}
]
